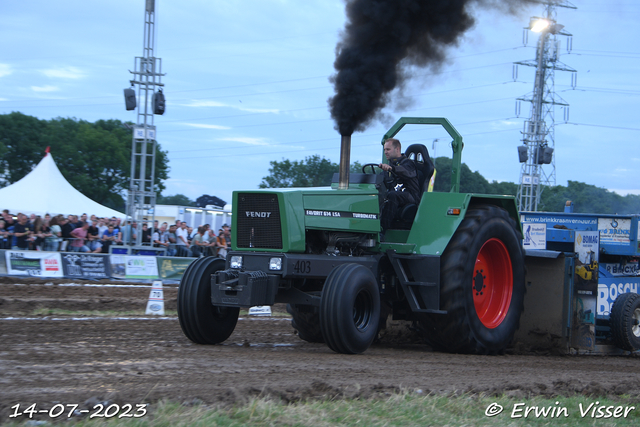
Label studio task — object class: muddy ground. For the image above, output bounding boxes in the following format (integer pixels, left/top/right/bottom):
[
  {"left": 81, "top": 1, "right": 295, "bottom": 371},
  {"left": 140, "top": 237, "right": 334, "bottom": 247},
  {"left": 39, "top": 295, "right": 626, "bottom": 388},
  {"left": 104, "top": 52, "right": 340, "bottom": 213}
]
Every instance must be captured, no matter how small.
[{"left": 1, "top": 278, "right": 639, "bottom": 422}]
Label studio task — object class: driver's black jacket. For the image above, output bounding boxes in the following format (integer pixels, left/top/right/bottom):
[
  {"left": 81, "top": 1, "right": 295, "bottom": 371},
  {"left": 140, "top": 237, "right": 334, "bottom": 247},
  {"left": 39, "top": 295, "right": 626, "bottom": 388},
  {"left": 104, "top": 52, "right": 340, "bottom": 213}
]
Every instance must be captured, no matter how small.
[{"left": 384, "top": 154, "right": 420, "bottom": 202}]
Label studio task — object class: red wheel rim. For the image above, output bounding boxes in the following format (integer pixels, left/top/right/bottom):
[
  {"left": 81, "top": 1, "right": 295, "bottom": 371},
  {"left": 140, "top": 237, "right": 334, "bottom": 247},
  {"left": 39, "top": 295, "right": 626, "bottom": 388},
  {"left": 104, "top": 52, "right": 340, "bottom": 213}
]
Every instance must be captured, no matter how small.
[{"left": 473, "top": 238, "right": 513, "bottom": 329}]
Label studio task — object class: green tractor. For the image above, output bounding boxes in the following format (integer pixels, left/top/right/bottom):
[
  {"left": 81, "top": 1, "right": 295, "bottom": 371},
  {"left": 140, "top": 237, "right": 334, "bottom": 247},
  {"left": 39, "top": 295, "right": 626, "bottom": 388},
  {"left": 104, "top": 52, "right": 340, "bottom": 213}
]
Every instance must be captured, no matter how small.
[{"left": 177, "top": 117, "right": 525, "bottom": 354}]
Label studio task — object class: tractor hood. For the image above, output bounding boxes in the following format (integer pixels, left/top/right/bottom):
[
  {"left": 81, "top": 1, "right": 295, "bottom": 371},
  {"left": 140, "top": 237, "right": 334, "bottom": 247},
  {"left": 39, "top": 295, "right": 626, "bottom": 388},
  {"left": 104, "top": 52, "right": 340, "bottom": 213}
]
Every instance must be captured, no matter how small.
[{"left": 232, "top": 184, "right": 380, "bottom": 253}]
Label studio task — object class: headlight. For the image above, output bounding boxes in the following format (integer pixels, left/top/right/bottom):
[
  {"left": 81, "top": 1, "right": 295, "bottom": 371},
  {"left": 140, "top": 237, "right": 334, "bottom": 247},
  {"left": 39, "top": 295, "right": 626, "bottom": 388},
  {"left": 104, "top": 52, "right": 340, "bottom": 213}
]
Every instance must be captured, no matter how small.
[
  {"left": 230, "top": 256, "right": 243, "bottom": 269},
  {"left": 269, "top": 257, "right": 282, "bottom": 271}
]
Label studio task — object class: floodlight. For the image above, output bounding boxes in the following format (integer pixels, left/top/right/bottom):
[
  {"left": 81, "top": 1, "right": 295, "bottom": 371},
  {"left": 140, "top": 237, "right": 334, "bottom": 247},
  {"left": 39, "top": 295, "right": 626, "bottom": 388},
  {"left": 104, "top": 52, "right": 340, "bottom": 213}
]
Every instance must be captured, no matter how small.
[
  {"left": 124, "top": 87, "right": 136, "bottom": 110},
  {"left": 530, "top": 18, "right": 550, "bottom": 33}
]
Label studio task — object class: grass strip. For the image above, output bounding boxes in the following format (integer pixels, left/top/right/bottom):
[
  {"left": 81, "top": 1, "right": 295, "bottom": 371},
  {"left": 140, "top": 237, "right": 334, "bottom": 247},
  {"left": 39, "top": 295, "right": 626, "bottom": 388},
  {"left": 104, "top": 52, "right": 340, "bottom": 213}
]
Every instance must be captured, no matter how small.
[{"left": 6, "top": 392, "right": 638, "bottom": 427}]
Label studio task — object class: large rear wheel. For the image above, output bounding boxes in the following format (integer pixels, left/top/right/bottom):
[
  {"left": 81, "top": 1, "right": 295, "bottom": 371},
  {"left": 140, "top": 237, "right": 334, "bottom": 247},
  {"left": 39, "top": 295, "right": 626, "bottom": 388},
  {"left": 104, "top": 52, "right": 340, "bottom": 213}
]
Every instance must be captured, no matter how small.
[
  {"left": 177, "top": 257, "right": 239, "bottom": 344},
  {"left": 320, "top": 263, "right": 380, "bottom": 354},
  {"left": 420, "top": 204, "right": 525, "bottom": 354}
]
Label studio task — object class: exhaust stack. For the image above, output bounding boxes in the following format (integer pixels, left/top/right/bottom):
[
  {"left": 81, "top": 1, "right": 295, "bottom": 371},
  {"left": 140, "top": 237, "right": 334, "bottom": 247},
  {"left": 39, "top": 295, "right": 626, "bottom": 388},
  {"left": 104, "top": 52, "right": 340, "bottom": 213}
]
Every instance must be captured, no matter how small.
[{"left": 338, "top": 134, "right": 351, "bottom": 190}]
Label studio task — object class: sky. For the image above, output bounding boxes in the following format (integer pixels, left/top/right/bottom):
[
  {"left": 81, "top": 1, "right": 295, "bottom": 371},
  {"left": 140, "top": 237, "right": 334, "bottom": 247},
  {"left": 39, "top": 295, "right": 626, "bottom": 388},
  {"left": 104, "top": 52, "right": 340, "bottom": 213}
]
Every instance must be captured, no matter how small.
[{"left": 0, "top": 0, "right": 638, "bottom": 207}]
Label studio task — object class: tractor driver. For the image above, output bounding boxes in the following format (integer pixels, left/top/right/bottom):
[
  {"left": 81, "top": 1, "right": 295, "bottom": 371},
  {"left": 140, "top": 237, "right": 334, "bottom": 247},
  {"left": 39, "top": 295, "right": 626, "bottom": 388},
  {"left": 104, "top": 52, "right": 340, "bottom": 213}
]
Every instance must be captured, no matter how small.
[{"left": 378, "top": 138, "right": 420, "bottom": 233}]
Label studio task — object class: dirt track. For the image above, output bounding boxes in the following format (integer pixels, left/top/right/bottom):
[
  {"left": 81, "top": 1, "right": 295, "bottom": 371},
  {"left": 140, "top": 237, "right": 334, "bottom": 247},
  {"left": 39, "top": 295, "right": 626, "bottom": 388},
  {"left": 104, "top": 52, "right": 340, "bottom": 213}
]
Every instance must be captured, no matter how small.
[{"left": 1, "top": 279, "right": 639, "bottom": 422}]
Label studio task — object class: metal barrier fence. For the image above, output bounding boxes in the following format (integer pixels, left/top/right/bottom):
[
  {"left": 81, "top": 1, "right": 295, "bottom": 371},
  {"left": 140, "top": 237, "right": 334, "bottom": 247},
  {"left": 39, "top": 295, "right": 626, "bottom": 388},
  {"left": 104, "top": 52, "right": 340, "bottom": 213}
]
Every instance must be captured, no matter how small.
[{"left": 0, "top": 236, "right": 227, "bottom": 259}]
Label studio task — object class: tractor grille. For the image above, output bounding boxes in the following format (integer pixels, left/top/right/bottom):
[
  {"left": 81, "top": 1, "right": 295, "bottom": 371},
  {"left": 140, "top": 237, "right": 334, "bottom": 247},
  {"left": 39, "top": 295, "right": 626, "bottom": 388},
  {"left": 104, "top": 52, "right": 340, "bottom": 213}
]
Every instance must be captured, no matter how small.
[{"left": 236, "top": 193, "right": 283, "bottom": 249}]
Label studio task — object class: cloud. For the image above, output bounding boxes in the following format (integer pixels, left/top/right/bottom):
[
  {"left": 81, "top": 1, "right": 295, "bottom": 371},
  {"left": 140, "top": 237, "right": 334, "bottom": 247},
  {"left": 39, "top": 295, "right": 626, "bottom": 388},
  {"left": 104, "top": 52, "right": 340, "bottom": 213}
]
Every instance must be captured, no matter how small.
[
  {"left": 182, "top": 123, "right": 231, "bottom": 130},
  {"left": 0, "top": 64, "right": 12, "bottom": 78},
  {"left": 182, "top": 99, "right": 279, "bottom": 114},
  {"left": 219, "top": 137, "right": 270, "bottom": 146},
  {"left": 237, "top": 106, "right": 280, "bottom": 114},
  {"left": 40, "top": 66, "right": 85, "bottom": 79},
  {"left": 31, "top": 85, "right": 59, "bottom": 92}
]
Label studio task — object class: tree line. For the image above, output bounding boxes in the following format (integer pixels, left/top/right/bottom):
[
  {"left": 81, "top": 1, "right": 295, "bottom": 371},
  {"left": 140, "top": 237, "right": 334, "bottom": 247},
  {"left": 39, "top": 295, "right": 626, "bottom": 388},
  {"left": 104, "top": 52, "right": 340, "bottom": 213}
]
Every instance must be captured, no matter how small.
[
  {"left": 0, "top": 112, "right": 169, "bottom": 211},
  {"left": 260, "top": 155, "right": 640, "bottom": 215},
  {"left": 3, "top": 111, "right": 636, "bottom": 215}
]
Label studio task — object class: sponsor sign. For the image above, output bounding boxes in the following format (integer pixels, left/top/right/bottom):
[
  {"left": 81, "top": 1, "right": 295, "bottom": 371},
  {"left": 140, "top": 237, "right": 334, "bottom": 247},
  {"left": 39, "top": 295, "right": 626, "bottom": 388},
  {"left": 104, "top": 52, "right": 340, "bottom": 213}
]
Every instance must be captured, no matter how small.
[
  {"left": 0, "top": 250, "right": 8, "bottom": 275},
  {"left": 598, "top": 218, "right": 631, "bottom": 245},
  {"left": 61, "top": 253, "right": 110, "bottom": 279},
  {"left": 5, "top": 250, "right": 63, "bottom": 277},
  {"left": 601, "top": 263, "right": 640, "bottom": 277},
  {"left": 158, "top": 257, "right": 195, "bottom": 280},
  {"left": 109, "top": 255, "right": 158, "bottom": 280},
  {"left": 598, "top": 278, "right": 640, "bottom": 316},
  {"left": 125, "top": 256, "right": 158, "bottom": 279},
  {"left": 572, "top": 231, "right": 599, "bottom": 350},
  {"left": 520, "top": 215, "right": 597, "bottom": 227},
  {"left": 575, "top": 231, "right": 599, "bottom": 265},
  {"left": 522, "top": 222, "right": 546, "bottom": 249}
]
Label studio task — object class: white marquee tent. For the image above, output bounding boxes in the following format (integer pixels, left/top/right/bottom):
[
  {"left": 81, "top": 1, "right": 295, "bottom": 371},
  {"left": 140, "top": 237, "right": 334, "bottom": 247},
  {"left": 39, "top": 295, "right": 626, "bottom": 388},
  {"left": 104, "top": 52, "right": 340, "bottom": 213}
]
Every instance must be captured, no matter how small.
[{"left": 0, "top": 150, "right": 124, "bottom": 218}]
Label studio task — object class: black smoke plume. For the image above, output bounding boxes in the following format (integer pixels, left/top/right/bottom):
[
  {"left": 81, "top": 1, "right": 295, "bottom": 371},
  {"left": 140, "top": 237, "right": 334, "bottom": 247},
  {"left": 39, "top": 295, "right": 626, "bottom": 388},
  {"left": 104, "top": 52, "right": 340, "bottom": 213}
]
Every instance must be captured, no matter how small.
[{"left": 329, "top": 0, "right": 524, "bottom": 136}]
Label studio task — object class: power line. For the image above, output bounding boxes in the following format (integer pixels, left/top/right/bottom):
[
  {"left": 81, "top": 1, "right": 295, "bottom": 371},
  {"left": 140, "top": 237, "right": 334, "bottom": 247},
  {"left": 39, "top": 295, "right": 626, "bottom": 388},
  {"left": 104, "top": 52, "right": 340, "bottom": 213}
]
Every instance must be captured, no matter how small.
[
  {"left": 562, "top": 122, "right": 640, "bottom": 132},
  {"left": 170, "top": 117, "right": 520, "bottom": 159}
]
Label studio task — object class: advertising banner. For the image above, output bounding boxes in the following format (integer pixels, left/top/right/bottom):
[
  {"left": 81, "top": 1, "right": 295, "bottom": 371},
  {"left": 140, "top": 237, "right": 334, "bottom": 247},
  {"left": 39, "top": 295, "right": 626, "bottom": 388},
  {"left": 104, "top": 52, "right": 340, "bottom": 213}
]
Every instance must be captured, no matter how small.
[
  {"left": 109, "top": 255, "right": 158, "bottom": 280},
  {"left": 598, "top": 278, "right": 640, "bottom": 316},
  {"left": 522, "top": 222, "right": 546, "bottom": 250},
  {"left": 60, "top": 253, "right": 111, "bottom": 279},
  {"left": 598, "top": 218, "right": 631, "bottom": 245},
  {"left": 0, "top": 250, "right": 7, "bottom": 275},
  {"left": 4, "top": 250, "right": 63, "bottom": 277},
  {"left": 572, "top": 231, "right": 599, "bottom": 350},
  {"left": 157, "top": 257, "right": 195, "bottom": 280}
]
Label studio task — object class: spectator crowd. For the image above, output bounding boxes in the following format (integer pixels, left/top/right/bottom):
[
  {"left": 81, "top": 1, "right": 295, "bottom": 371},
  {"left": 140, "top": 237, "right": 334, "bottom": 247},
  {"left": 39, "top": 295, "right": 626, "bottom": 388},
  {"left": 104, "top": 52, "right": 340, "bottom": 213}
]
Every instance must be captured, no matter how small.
[{"left": 0, "top": 209, "right": 231, "bottom": 258}]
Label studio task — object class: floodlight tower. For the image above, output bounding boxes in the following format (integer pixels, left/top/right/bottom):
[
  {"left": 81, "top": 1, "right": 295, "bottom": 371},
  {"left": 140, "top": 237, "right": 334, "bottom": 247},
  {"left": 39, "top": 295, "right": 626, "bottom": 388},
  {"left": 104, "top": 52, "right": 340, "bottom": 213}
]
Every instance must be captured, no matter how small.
[
  {"left": 514, "top": 0, "right": 576, "bottom": 212},
  {"left": 124, "top": 0, "right": 165, "bottom": 248}
]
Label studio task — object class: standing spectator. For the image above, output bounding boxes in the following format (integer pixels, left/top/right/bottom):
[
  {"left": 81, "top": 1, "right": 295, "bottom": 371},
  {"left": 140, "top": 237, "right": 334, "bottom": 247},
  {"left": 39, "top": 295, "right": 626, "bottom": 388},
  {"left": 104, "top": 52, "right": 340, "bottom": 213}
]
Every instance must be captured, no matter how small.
[
  {"left": 96, "top": 218, "right": 108, "bottom": 238},
  {"left": 70, "top": 221, "right": 90, "bottom": 252},
  {"left": 216, "top": 228, "right": 228, "bottom": 259},
  {"left": 32, "top": 216, "right": 50, "bottom": 251},
  {"left": 101, "top": 224, "right": 121, "bottom": 253},
  {"left": 205, "top": 225, "right": 217, "bottom": 256},
  {"left": 141, "top": 222, "right": 152, "bottom": 244},
  {"left": 45, "top": 216, "right": 62, "bottom": 251},
  {"left": 120, "top": 220, "right": 137, "bottom": 245},
  {"left": 59, "top": 216, "right": 74, "bottom": 251},
  {"left": 175, "top": 221, "right": 190, "bottom": 257},
  {"left": 191, "top": 226, "right": 211, "bottom": 257},
  {"left": 86, "top": 220, "right": 102, "bottom": 253},
  {"left": 68, "top": 215, "right": 80, "bottom": 229},
  {"left": 112, "top": 217, "right": 122, "bottom": 229},
  {"left": 222, "top": 223, "right": 232, "bottom": 248},
  {"left": 152, "top": 223, "right": 175, "bottom": 256},
  {"left": 0, "top": 220, "right": 9, "bottom": 249},
  {"left": 12, "top": 213, "right": 32, "bottom": 250},
  {"left": 2, "top": 210, "right": 16, "bottom": 248},
  {"left": 61, "top": 216, "right": 74, "bottom": 238}
]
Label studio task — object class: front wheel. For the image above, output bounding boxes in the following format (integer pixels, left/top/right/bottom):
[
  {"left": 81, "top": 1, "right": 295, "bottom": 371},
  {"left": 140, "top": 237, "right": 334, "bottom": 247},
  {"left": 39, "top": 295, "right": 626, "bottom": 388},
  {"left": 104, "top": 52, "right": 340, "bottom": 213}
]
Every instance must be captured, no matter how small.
[
  {"left": 320, "top": 263, "right": 380, "bottom": 354},
  {"left": 610, "top": 292, "right": 640, "bottom": 351},
  {"left": 177, "top": 257, "right": 239, "bottom": 344},
  {"left": 287, "top": 304, "right": 325, "bottom": 343},
  {"left": 420, "top": 204, "right": 525, "bottom": 354}
]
